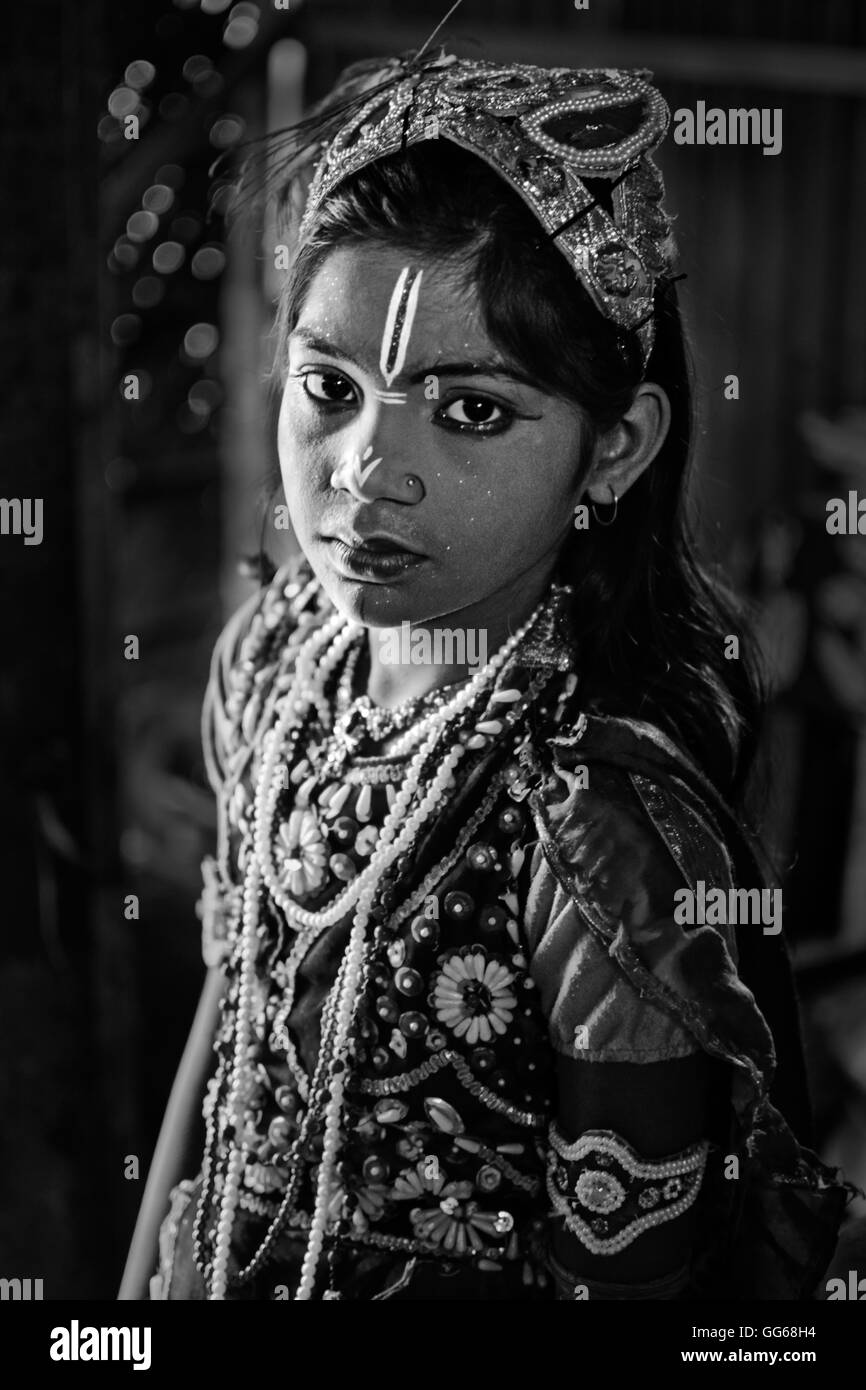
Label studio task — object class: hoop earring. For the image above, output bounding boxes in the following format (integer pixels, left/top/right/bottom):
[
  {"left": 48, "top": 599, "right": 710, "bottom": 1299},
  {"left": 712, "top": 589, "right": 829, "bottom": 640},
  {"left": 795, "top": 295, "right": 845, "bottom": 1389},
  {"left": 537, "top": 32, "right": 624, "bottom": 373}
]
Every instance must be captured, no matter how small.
[{"left": 590, "top": 485, "right": 618, "bottom": 527}]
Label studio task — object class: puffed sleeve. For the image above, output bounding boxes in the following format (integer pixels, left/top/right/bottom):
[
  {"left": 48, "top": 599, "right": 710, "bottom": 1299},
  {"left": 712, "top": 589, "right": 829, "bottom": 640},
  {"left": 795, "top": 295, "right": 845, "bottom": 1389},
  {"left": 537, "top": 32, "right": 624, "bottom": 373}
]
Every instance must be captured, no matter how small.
[{"left": 523, "top": 761, "right": 738, "bottom": 1298}]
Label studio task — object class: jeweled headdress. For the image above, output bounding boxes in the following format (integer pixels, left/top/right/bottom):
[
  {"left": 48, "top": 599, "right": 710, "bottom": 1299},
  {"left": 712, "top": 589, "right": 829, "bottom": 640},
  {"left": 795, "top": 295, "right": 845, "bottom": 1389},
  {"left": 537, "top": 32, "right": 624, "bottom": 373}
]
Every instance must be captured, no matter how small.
[{"left": 236, "top": 46, "right": 678, "bottom": 369}]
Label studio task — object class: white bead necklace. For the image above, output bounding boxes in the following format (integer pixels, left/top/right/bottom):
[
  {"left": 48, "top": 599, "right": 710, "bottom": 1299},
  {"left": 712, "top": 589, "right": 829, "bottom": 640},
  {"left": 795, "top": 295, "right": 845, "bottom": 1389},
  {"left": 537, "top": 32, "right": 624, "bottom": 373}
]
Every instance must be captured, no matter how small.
[
  {"left": 255, "top": 605, "right": 545, "bottom": 932},
  {"left": 205, "top": 594, "right": 552, "bottom": 1300}
]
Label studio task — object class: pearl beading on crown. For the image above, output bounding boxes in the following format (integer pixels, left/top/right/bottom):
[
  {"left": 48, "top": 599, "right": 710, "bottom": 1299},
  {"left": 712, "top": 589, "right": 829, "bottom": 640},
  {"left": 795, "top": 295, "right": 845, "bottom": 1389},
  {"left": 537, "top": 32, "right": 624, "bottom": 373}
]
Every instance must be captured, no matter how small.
[{"left": 297, "top": 57, "right": 676, "bottom": 368}]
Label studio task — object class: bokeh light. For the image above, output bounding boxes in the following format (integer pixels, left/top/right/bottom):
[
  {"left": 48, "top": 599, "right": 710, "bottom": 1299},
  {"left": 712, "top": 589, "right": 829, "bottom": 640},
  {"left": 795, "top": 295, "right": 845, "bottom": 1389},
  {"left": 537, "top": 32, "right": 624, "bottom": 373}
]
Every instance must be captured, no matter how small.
[
  {"left": 223, "top": 6, "right": 259, "bottom": 49},
  {"left": 188, "top": 378, "right": 224, "bottom": 416},
  {"left": 142, "top": 184, "right": 175, "bottom": 215},
  {"left": 201, "top": 0, "right": 233, "bottom": 13},
  {"left": 182, "top": 54, "right": 223, "bottom": 97},
  {"left": 153, "top": 241, "right": 186, "bottom": 274},
  {"left": 191, "top": 245, "right": 226, "bottom": 280},
  {"left": 112, "top": 239, "right": 140, "bottom": 270},
  {"left": 111, "top": 314, "right": 142, "bottom": 346},
  {"left": 126, "top": 210, "right": 160, "bottom": 242},
  {"left": 209, "top": 115, "right": 245, "bottom": 149},
  {"left": 107, "top": 86, "right": 139, "bottom": 119},
  {"left": 132, "top": 276, "right": 166, "bottom": 309},
  {"left": 125, "top": 60, "right": 156, "bottom": 90},
  {"left": 183, "top": 323, "right": 219, "bottom": 360},
  {"left": 192, "top": 68, "right": 225, "bottom": 98},
  {"left": 182, "top": 54, "right": 212, "bottom": 83},
  {"left": 97, "top": 115, "right": 122, "bottom": 143}
]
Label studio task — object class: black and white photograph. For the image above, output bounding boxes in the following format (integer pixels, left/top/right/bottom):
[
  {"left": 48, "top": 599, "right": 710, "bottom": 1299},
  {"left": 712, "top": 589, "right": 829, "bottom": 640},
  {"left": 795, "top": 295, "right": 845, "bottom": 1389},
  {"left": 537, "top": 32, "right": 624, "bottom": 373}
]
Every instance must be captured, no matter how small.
[{"left": 2, "top": 0, "right": 866, "bottom": 1360}]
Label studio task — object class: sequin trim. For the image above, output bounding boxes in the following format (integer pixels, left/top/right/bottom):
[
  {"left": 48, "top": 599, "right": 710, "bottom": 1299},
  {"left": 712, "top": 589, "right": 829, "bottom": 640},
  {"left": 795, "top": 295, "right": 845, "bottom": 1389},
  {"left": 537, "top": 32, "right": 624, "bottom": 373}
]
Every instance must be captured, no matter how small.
[
  {"left": 359, "top": 1048, "right": 547, "bottom": 1128},
  {"left": 629, "top": 773, "right": 735, "bottom": 899},
  {"left": 359, "top": 1048, "right": 454, "bottom": 1094}
]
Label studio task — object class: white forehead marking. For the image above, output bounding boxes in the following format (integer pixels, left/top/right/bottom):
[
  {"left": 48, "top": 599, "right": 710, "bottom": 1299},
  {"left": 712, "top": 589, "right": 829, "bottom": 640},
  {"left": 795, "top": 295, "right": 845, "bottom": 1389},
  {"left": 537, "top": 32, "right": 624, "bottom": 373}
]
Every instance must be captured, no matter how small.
[{"left": 379, "top": 266, "right": 424, "bottom": 390}]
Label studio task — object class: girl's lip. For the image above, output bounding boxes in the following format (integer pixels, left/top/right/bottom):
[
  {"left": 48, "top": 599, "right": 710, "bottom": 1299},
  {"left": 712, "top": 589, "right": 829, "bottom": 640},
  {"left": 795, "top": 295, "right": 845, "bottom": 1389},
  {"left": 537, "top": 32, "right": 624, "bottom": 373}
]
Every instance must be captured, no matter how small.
[
  {"left": 331, "top": 532, "right": 424, "bottom": 556},
  {"left": 323, "top": 536, "right": 425, "bottom": 581}
]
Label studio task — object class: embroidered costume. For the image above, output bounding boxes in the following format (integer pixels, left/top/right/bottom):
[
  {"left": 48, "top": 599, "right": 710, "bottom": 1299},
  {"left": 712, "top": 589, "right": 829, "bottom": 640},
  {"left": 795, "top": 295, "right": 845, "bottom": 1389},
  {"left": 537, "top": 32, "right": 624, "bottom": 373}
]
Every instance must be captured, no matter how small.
[
  {"left": 150, "top": 563, "right": 847, "bottom": 1301},
  {"left": 142, "top": 51, "right": 850, "bottom": 1301}
]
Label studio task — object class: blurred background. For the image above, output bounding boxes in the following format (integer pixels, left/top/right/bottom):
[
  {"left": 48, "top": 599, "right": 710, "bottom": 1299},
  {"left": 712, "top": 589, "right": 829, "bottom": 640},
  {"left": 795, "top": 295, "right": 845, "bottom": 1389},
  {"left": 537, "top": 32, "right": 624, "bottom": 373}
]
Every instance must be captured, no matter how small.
[{"left": 1, "top": 0, "right": 865, "bottom": 1299}]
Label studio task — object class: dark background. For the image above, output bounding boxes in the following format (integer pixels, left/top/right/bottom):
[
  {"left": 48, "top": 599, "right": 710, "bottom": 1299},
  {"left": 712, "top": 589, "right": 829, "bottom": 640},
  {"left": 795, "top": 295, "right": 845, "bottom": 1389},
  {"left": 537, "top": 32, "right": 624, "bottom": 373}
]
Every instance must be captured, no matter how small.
[{"left": 1, "top": 0, "right": 865, "bottom": 1299}]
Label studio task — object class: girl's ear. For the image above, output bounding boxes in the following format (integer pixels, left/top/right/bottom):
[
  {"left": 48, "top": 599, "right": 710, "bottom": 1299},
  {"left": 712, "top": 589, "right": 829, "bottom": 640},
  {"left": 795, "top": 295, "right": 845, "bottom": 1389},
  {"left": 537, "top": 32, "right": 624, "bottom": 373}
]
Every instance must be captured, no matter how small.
[{"left": 584, "top": 382, "right": 671, "bottom": 503}]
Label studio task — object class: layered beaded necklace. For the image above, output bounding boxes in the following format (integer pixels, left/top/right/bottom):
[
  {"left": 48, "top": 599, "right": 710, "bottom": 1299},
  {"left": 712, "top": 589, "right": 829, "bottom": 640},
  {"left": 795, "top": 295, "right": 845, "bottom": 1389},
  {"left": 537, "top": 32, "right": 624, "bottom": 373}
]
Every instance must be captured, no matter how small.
[
  {"left": 334, "top": 641, "right": 459, "bottom": 746},
  {"left": 198, "top": 592, "right": 559, "bottom": 1300}
]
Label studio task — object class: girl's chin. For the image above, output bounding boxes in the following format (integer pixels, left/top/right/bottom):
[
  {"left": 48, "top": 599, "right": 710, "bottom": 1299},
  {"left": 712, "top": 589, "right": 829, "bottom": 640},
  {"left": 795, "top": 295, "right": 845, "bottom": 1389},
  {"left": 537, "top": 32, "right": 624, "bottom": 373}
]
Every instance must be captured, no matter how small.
[
  {"left": 315, "top": 568, "right": 425, "bottom": 628},
  {"left": 303, "top": 547, "right": 479, "bottom": 630}
]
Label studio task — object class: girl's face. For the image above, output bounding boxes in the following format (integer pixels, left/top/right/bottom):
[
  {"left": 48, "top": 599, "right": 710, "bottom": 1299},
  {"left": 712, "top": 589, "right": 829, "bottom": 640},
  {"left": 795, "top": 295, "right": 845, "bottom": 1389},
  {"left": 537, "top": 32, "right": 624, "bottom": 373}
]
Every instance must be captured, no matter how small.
[{"left": 277, "top": 243, "right": 590, "bottom": 631}]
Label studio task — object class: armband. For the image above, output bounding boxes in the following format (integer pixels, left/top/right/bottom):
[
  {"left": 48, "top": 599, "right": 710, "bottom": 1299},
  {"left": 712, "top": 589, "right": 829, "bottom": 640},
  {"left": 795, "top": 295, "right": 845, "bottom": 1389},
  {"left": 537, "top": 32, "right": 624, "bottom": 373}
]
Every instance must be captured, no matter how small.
[{"left": 546, "top": 1125, "right": 708, "bottom": 1256}]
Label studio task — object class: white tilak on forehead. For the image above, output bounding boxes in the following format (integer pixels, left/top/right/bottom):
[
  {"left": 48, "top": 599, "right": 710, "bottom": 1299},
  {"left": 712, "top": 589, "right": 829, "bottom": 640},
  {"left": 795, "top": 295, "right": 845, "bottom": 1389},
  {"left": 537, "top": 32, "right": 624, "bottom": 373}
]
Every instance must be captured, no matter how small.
[{"left": 374, "top": 265, "right": 424, "bottom": 405}]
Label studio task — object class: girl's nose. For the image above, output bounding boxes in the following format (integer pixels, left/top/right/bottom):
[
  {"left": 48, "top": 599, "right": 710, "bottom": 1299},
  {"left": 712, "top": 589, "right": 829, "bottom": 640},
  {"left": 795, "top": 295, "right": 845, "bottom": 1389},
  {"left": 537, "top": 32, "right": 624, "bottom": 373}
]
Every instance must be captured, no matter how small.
[{"left": 329, "top": 440, "right": 425, "bottom": 504}]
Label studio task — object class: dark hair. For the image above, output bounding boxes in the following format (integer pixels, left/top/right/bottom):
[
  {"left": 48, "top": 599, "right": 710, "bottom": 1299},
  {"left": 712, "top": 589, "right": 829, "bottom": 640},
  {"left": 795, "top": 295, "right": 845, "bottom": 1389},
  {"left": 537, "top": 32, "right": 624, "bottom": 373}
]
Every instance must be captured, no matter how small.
[{"left": 264, "top": 142, "right": 764, "bottom": 807}]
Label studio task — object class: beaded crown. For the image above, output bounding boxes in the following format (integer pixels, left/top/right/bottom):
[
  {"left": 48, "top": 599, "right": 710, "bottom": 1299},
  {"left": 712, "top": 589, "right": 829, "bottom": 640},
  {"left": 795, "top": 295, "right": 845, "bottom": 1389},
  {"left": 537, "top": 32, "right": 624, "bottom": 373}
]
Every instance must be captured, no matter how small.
[{"left": 243, "top": 50, "right": 678, "bottom": 369}]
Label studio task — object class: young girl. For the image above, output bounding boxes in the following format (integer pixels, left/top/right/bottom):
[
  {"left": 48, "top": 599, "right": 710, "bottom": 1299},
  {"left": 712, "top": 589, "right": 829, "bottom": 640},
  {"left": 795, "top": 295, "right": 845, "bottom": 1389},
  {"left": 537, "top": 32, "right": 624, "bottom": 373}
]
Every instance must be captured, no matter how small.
[{"left": 133, "top": 51, "right": 848, "bottom": 1301}]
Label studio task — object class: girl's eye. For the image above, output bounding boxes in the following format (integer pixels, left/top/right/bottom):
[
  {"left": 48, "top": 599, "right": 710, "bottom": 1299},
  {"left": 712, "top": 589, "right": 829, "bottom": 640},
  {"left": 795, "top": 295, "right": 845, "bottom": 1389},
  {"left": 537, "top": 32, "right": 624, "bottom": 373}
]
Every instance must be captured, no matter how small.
[
  {"left": 436, "top": 395, "right": 512, "bottom": 433},
  {"left": 298, "top": 370, "right": 357, "bottom": 406}
]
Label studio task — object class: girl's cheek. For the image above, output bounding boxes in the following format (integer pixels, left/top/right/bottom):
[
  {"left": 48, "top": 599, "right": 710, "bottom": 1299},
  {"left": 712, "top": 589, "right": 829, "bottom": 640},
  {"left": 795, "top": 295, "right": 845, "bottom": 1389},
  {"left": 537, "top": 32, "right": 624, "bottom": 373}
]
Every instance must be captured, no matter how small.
[
  {"left": 282, "top": 412, "right": 327, "bottom": 454},
  {"left": 283, "top": 442, "right": 337, "bottom": 504}
]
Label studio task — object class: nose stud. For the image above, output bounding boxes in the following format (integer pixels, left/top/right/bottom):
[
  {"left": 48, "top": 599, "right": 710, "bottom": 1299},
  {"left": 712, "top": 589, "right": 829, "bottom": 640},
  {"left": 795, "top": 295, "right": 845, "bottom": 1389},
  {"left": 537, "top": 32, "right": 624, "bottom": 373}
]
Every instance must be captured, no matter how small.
[{"left": 330, "top": 457, "right": 425, "bottom": 503}]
